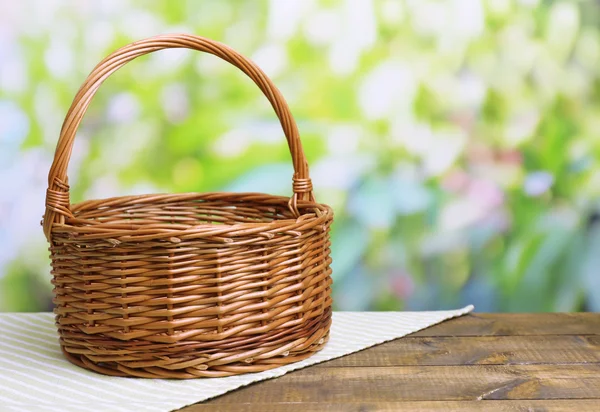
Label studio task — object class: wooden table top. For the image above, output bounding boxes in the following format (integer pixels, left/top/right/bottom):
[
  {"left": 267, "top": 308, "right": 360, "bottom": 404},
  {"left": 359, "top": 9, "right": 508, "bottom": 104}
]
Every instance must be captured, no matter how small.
[{"left": 182, "top": 313, "right": 600, "bottom": 411}]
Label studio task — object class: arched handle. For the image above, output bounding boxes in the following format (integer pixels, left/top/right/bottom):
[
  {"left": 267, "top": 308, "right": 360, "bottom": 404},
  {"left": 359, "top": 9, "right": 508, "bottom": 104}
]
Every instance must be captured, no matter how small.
[{"left": 43, "top": 33, "right": 314, "bottom": 240}]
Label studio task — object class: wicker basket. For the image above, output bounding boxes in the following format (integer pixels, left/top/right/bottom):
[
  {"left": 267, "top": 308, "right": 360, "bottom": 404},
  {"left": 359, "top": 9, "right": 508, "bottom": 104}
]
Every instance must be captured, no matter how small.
[{"left": 42, "top": 34, "right": 333, "bottom": 379}]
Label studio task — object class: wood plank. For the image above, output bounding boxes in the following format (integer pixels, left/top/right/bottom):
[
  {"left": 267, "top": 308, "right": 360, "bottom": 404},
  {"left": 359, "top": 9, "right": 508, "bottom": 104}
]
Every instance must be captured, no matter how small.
[
  {"left": 319, "top": 335, "right": 600, "bottom": 367},
  {"left": 412, "top": 313, "right": 600, "bottom": 337},
  {"left": 187, "top": 399, "right": 600, "bottom": 412},
  {"left": 204, "top": 364, "right": 600, "bottom": 404}
]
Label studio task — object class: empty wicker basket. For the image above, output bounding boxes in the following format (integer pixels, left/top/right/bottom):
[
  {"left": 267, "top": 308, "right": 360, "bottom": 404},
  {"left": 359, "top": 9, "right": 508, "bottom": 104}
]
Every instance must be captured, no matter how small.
[{"left": 42, "top": 34, "right": 333, "bottom": 379}]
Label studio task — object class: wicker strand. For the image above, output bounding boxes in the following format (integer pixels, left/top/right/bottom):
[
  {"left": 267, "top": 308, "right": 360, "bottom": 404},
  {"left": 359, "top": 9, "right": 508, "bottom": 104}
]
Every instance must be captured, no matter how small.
[{"left": 44, "top": 34, "right": 333, "bottom": 379}]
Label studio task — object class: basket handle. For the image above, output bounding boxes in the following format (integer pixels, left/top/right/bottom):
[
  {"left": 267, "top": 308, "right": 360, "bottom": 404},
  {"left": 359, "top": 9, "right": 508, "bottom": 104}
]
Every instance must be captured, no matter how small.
[{"left": 43, "top": 34, "right": 314, "bottom": 240}]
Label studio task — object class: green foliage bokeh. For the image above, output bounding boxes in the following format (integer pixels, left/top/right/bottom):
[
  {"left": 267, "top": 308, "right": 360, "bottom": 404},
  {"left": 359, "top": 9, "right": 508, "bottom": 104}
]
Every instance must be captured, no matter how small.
[{"left": 1, "top": 0, "right": 600, "bottom": 312}]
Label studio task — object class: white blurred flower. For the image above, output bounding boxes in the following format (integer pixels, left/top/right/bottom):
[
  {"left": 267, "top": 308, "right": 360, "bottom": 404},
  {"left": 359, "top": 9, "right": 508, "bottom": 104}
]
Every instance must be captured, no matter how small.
[
  {"left": 420, "top": 229, "right": 466, "bottom": 256},
  {"left": 326, "top": 125, "right": 361, "bottom": 155},
  {"left": 107, "top": 92, "right": 140, "bottom": 124},
  {"left": 422, "top": 128, "right": 467, "bottom": 177},
  {"left": 329, "top": 41, "right": 360, "bottom": 75},
  {"left": 92, "top": 122, "right": 155, "bottom": 171},
  {"left": 33, "top": 84, "right": 63, "bottom": 146},
  {"left": 524, "top": 171, "right": 554, "bottom": 197},
  {"left": 303, "top": 10, "right": 341, "bottom": 46},
  {"left": 505, "top": 110, "right": 539, "bottom": 146},
  {"left": 546, "top": 2, "right": 580, "bottom": 60},
  {"left": 148, "top": 48, "right": 191, "bottom": 76},
  {"left": 358, "top": 61, "right": 417, "bottom": 120},
  {"left": 559, "top": 64, "right": 589, "bottom": 99},
  {"left": 407, "top": 0, "right": 483, "bottom": 43},
  {"left": 267, "top": 0, "right": 311, "bottom": 41},
  {"left": 392, "top": 122, "right": 434, "bottom": 156},
  {"left": 532, "top": 50, "right": 562, "bottom": 103},
  {"left": 84, "top": 175, "right": 120, "bottom": 200},
  {"left": 487, "top": 0, "right": 512, "bottom": 16},
  {"left": 195, "top": 53, "right": 226, "bottom": 76},
  {"left": 252, "top": 43, "right": 288, "bottom": 78},
  {"left": 0, "top": 101, "right": 29, "bottom": 164},
  {"left": 161, "top": 83, "right": 189, "bottom": 124},
  {"left": 396, "top": 123, "right": 466, "bottom": 177},
  {"left": 456, "top": 72, "right": 487, "bottom": 110},
  {"left": 0, "top": 53, "right": 27, "bottom": 93},
  {"left": 0, "top": 149, "right": 50, "bottom": 278},
  {"left": 44, "top": 40, "right": 74, "bottom": 79},
  {"left": 450, "top": 0, "right": 484, "bottom": 40},
  {"left": 500, "top": 24, "right": 538, "bottom": 76},
  {"left": 121, "top": 11, "right": 162, "bottom": 40},
  {"left": 94, "top": 0, "right": 128, "bottom": 15},
  {"left": 574, "top": 28, "right": 600, "bottom": 73},
  {"left": 213, "top": 129, "right": 251, "bottom": 158},
  {"left": 312, "top": 155, "right": 373, "bottom": 190},
  {"left": 380, "top": 0, "right": 406, "bottom": 25},
  {"left": 27, "top": 0, "right": 62, "bottom": 36},
  {"left": 407, "top": 0, "right": 446, "bottom": 37},
  {"left": 328, "top": 0, "right": 376, "bottom": 75}
]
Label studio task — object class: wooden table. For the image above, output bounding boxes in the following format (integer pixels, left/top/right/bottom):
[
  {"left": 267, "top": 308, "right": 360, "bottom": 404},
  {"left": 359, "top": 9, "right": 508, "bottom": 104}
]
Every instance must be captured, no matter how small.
[{"left": 182, "top": 313, "right": 600, "bottom": 411}]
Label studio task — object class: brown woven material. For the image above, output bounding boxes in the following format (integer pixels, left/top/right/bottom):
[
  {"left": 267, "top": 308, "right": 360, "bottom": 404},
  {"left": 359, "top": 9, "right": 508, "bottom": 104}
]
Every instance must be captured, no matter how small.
[{"left": 42, "top": 34, "right": 333, "bottom": 379}]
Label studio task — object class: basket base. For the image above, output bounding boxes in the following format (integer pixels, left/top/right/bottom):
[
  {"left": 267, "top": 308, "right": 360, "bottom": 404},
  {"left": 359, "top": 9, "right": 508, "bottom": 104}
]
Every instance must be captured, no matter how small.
[{"left": 59, "top": 311, "right": 331, "bottom": 379}]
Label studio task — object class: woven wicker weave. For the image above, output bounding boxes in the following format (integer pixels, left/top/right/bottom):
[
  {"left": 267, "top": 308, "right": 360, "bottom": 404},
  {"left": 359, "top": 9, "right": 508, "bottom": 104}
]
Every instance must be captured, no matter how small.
[{"left": 42, "top": 34, "right": 333, "bottom": 379}]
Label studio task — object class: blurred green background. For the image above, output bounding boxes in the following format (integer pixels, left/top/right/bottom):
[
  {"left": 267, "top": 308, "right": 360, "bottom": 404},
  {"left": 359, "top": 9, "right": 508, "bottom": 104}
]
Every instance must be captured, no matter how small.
[{"left": 1, "top": 0, "right": 599, "bottom": 312}]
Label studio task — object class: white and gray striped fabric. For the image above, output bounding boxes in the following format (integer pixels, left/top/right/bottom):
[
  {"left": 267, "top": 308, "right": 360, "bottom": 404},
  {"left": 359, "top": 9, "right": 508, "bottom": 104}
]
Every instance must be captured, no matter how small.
[{"left": 0, "top": 306, "right": 473, "bottom": 412}]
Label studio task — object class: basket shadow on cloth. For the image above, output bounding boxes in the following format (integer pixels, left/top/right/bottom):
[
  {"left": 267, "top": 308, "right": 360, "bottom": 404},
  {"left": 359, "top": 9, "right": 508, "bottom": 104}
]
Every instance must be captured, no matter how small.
[{"left": 42, "top": 34, "right": 333, "bottom": 379}]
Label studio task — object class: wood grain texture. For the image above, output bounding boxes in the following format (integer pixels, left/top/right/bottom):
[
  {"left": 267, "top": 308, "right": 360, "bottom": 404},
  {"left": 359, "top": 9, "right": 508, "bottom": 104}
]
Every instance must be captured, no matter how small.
[
  {"left": 186, "top": 400, "right": 600, "bottom": 412},
  {"left": 180, "top": 313, "right": 600, "bottom": 412},
  {"left": 321, "top": 335, "right": 600, "bottom": 367},
  {"left": 411, "top": 313, "right": 600, "bottom": 337},
  {"left": 205, "top": 364, "right": 600, "bottom": 404}
]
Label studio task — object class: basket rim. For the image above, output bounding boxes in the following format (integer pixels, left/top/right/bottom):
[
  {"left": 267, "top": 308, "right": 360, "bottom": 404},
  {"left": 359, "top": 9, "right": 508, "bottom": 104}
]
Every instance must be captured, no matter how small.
[{"left": 48, "top": 192, "right": 333, "bottom": 243}]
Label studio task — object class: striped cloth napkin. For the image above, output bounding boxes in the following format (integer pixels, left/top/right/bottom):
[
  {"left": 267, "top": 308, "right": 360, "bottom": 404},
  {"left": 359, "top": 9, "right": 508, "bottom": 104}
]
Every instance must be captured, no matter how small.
[{"left": 0, "top": 306, "right": 473, "bottom": 412}]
